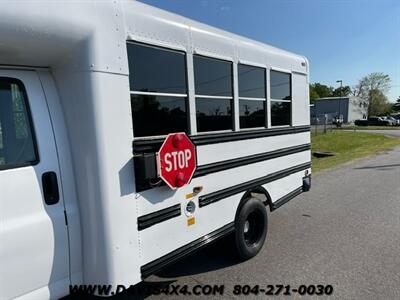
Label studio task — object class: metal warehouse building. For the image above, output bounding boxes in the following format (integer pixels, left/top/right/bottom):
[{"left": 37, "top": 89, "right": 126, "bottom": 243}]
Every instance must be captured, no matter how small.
[{"left": 310, "top": 96, "right": 367, "bottom": 124}]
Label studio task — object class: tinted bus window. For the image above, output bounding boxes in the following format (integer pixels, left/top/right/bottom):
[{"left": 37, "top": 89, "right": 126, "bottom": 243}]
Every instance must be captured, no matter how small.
[
  {"left": 194, "top": 56, "right": 232, "bottom": 97},
  {"left": 270, "top": 70, "right": 291, "bottom": 100},
  {"left": 127, "top": 42, "right": 189, "bottom": 137},
  {"left": 239, "top": 100, "right": 265, "bottom": 128},
  {"left": 131, "top": 95, "right": 187, "bottom": 137},
  {"left": 127, "top": 42, "right": 187, "bottom": 94},
  {"left": 271, "top": 101, "right": 291, "bottom": 126},
  {"left": 270, "top": 70, "right": 291, "bottom": 126},
  {"left": 238, "top": 64, "right": 266, "bottom": 128},
  {"left": 238, "top": 64, "right": 266, "bottom": 99},
  {"left": 196, "top": 98, "right": 232, "bottom": 132},
  {"left": 194, "top": 55, "right": 233, "bottom": 132}
]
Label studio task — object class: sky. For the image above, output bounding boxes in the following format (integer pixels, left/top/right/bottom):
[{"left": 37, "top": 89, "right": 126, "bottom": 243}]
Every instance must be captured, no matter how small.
[{"left": 139, "top": 0, "right": 400, "bottom": 102}]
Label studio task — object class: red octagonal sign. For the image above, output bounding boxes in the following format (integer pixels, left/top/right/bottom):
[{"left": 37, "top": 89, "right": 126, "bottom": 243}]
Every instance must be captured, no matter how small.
[{"left": 157, "top": 132, "right": 197, "bottom": 189}]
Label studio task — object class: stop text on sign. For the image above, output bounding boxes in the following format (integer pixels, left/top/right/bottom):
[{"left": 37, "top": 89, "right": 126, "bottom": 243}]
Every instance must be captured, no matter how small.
[{"left": 164, "top": 149, "right": 192, "bottom": 172}]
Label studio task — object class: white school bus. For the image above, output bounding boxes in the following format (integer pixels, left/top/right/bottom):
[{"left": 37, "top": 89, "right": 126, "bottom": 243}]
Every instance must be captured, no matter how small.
[{"left": 0, "top": 1, "right": 311, "bottom": 299}]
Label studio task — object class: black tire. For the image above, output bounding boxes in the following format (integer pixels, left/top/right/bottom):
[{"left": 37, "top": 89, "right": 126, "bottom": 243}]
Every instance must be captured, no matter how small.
[{"left": 234, "top": 197, "right": 268, "bottom": 260}]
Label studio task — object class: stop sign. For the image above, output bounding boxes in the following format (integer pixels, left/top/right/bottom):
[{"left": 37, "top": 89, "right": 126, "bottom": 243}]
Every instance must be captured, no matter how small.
[{"left": 157, "top": 132, "right": 197, "bottom": 189}]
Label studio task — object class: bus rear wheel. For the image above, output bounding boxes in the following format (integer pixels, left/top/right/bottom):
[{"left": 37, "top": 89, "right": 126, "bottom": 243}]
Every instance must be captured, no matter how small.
[{"left": 234, "top": 197, "right": 268, "bottom": 260}]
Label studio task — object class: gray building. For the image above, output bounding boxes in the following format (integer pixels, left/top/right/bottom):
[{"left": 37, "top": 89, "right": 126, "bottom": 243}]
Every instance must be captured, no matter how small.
[{"left": 310, "top": 96, "right": 367, "bottom": 124}]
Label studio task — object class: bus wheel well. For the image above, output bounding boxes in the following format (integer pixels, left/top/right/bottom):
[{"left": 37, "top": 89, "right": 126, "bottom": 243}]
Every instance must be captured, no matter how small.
[{"left": 238, "top": 186, "right": 273, "bottom": 213}]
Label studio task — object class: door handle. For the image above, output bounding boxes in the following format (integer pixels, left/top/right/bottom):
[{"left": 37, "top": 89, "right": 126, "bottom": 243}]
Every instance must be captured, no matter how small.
[{"left": 42, "top": 171, "right": 60, "bottom": 205}]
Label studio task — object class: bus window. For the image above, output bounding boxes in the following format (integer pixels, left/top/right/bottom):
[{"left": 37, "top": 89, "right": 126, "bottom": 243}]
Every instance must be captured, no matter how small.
[
  {"left": 127, "top": 42, "right": 188, "bottom": 137},
  {"left": 194, "top": 55, "right": 233, "bottom": 132},
  {"left": 270, "top": 70, "right": 291, "bottom": 126},
  {"left": 238, "top": 64, "right": 266, "bottom": 129}
]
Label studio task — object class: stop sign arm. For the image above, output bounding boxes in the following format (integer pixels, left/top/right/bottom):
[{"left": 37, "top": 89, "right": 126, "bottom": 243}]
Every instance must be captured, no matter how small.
[{"left": 156, "top": 133, "right": 197, "bottom": 189}]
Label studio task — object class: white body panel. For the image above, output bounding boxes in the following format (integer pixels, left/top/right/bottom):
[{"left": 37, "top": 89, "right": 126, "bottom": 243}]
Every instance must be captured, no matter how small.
[
  {"left": 197, "top": 132, "right": 310, "bottom": 165},
  {"left": 0, "top": 1, "right": 311, "bottom": 299}
]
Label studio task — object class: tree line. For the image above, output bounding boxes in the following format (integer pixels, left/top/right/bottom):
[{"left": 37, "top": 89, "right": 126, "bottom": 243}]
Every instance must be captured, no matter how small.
[{"left": 310, "top": 72, "right": 399, "bottom": 116}]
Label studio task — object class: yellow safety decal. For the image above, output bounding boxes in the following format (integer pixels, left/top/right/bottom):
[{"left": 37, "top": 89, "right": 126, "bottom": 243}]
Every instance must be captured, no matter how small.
[{"left": 187, "top": 217, "right": 195, "bottom": 226}]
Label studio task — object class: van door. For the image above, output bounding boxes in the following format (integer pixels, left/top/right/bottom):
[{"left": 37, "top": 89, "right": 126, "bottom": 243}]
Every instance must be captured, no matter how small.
[{"left": 0, "top": 70, "right": 69, "bottom": 299}]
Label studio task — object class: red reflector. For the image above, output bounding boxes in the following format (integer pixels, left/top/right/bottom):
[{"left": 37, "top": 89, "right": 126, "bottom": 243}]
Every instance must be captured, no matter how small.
[
  {"left": 172, "top": 133, "right": 184, "bottom": 148},
  {"left": 175, "top": 172, "right": 186, "bottom": 187}
]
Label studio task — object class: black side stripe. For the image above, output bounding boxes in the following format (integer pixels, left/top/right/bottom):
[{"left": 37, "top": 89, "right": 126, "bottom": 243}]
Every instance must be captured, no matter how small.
[
  {"left": 194, "top": 143, "right": 311, "bottom": 178},
  {"left": 199, "top": 162, "right": 311, "bottom": 208},
  {"left": 271, "top": 187, "right": 303, "bottom": 211},
  {"left": 133, "top": 125, "right": 310, "bottom": 153},
  {"left": 141, "top": 222, "right": 235, "bottom": 278},
  {"left": 192, "top": 125, "right": 310, "bottom": 146},
  {"left": 138, "top": 204, "right": 181, "bottom": 230}
]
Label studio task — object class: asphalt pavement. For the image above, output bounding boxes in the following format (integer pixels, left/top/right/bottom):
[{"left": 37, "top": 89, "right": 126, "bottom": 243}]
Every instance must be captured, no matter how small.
[{"left": 136, "top": 145, "right": 400, "bottom": 300}]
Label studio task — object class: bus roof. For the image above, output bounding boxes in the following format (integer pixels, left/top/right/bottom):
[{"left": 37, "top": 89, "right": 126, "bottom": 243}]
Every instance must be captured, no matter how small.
[{"left": 0, "top": 1, "right": 308, "bottom": 75}]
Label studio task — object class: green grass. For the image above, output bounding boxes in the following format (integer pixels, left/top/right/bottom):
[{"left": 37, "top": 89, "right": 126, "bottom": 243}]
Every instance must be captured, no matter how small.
[
  {"left": 311, "top": 131, "right": 400, "bottom": 173},
  {"left": 335, "top": 125, "right": 400, "bottom": 130}
]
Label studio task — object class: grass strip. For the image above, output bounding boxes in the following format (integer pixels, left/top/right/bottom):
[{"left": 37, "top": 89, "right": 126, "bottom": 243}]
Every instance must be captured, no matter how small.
[{"left": 311, "top": 131, "right": 400, "bottom": 173}]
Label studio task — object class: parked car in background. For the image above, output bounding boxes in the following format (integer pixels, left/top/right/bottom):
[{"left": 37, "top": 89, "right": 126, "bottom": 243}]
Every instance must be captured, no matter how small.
[
  {"left": 386, "top": 116, "right": 400, "bottom": 126},
  {"left": 391, "top": 114, "right": 400, "bottom": 125},
  {"left": 381, "top": 116, "right": 397, "bottom": 126},
  {"left": 354, "top": 119, "right": 369, "bottom": 126},
  {"left": 367, "top": 117, "right": 391, "bottom": 126},
  {"left": 391, "top": 113, "right": 400, "bottom": 119},
  {"left": 354, "top": 117, "right": 391, "bottom": 126}
]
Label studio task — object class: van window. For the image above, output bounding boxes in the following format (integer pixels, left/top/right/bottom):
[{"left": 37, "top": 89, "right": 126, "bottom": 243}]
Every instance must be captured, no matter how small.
[
  {"left": 127, "top": 42, "right": 189, "bottom": 137},
  {"left": 270, "top": 70, "right": 291, "bottom": 126},
  {"left": 238, "top": 64, "right": 266, "bottom": 128},
  {"left": 0, "top": 78, "right": 38, "bottom": 169},
  {"left": 194, "top": 55, "right": 233, "bottom": 132}
]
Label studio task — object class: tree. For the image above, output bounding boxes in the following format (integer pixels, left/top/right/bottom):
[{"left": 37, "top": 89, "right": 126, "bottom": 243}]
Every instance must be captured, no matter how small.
[
  {"left": 309, "top": 84, "right": 320, "bottom": 103},
  {"left": 368, "top": 89, "right": 391, "bottom": 116},
  {"left": 354, "top": 73, "right": 391, "bottom": 116},
  {"left": 309, "top": 83, "right": 352, "bottom": 103},
  {"left": 310, "top": 83, "right": 334, "bottom": 98},
  {"left": 393, "top": 96, "right": 400, "bottom": 112},
  {"left": 332, "top": 85, "right": 352, "bottom": 97},
  {"left": 355, "top": 72, "right": 391, "bottom": 97}
]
